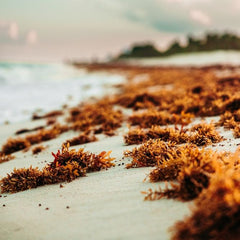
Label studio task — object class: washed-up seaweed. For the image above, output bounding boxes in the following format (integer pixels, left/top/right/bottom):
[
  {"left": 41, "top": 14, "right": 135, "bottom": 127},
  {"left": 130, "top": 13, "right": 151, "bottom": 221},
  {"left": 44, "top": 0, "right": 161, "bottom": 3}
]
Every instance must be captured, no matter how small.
[
  {"left": 171, "top": 150, "right": 240, "bottom": 240},
  {"left": 0, "top": 144, "right": 115, "bottom": 193}
]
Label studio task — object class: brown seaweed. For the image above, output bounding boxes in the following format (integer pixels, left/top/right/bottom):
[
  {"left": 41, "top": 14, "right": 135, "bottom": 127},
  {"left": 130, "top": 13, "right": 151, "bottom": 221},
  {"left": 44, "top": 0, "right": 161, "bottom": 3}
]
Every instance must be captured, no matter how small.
[
  {"left": 64, "top": 132, "right": 97, "bottom": 146},
  {"left": 0, "top": 144, "right": 115, "bottom": 193},
  {"left": 171, "top": 159, "right": 240, "bottom": 240}
]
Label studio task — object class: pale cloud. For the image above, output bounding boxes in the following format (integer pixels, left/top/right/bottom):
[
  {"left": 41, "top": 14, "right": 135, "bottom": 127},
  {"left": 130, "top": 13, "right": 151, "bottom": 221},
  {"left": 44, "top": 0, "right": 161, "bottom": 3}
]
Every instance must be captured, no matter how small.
[
  {"left": 190, "top": 9, "right": 211, "bottom": 26},
  {"left": 0, "top": 0, "right": 240, "bottom": 61},
  {"left": 8, "top": 22, "right": 19, "bottom": 39},
  {"left": 165, "top": 0, "right": 211, "bottom": 4},
  {"left": 233, "top": 0, "right": 240, "bottom": 10},
  {"left": 26, "top": 30, "right": 37, "bottom": 45},
  {"left": 0, "top": 20, "right": 7, "bottom": 28}
]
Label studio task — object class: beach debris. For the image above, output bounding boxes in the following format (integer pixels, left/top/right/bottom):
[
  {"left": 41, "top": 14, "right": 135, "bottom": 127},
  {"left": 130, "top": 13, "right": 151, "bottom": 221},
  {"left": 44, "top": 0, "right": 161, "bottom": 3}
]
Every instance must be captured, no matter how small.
[
  {"left": 233, "top": 125, "right": 240, "bottom": 138},
  {"left": 0, "top": 144, "right": 115, "bottom": 193},
  {"left": 32, "top": 110, "right": 63, "bottom": 120},
  {"left": 171, "top": 160, "right": 240, "bottom": 240},
  {"left": 1, "top": 138, "right": 30, "bottom": 155},
  {"left": 188, "top": 122, "right": 223, "bottom": 146},
  {"left": 125, "top": 123, "right": 223, "bottom": 169},
  {"left": 144, "top": 148, "right": 239, "bottom": 202},
  {"left": 64, "top": 132, "right": 97, "bottom": 146},
  {"left": 32, "top": 145, "right": 46, "bottom": 155},
  {"left": 124, "top": 125, "right": 188, "bottom": 145},
  {"left": 114, "top": 92, "right": 161, "bottom": 110},
  {"left": 128, "top": 110, "right": 192, "bottom": 128},
  {"left": 0, "top": 152, "right": 15, "bottom": 164},
  {"left": 124, "top": 122, "right": 222, "bottom": 146},
  {"left": 68, "top": 101, "right": 123, "bottom": 135},
  {"left": 46, "top": 118, "right": 57, "bottom": 126},
  {"left": 1, "top": 124, "right": 69, "bottom": 156},
  {"left": 15, "top": 126, "right": 45, "bottom": 135},
  {"left": 124, "top": 139, "right": 178, "bottom": 168}
]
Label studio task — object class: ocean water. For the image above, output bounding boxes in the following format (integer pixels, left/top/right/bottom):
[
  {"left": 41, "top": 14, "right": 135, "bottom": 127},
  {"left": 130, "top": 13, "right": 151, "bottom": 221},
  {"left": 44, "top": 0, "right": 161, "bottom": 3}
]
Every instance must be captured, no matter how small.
[{"left": 0, "top": 62, "right": 125, "bottom": 124}]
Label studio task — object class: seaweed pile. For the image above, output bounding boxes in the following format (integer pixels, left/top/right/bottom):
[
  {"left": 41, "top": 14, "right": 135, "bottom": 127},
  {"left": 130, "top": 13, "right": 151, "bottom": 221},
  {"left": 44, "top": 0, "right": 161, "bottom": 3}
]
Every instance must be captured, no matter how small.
[
  {"left": 125, "top": 135, "right": 240, "bottom": 238},
  {"left": 124, "top": 122, "right": 222, "bottom": 146},
  {"left": 0, "top": 152, "right": 15, "bottom": 164},
  {"left": 128, "top": 110, "right": 193, "bottom": 128},
  {"left": 32, "top": 145, "right": 46, "bottom": 155},
  {"left": 125, "top": 139, "right": 178, "bottom": 168},
  {"left": 0, "top": 144, "right": 114, "bottom": 193},
  {"left": 218, "top": 109, "right": 240, "bottom": 138},
  {"left": 142, "top": 145, "right": 224, "bottom": 201},
  {"left": 171, "top": 152, "right": 240, "bottom": 240},
  {"left": 1, "top": 124, "right": 69, "bottom": 155},
  {"left": 68, "top": 101, "right": 123, "bottom": 135},
  {"left": 64, "top": 132, "right": 97, "bottom": 146},
  {"left": 125, "top": 139, "right": 224, "bottom": 200}
]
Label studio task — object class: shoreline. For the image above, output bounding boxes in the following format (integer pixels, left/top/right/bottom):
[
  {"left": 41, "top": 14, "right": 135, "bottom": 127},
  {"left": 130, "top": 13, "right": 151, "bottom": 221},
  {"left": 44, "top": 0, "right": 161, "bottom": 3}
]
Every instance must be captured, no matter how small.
[{"left": 0, "top": 63, "right": 240, "bottom": 239}]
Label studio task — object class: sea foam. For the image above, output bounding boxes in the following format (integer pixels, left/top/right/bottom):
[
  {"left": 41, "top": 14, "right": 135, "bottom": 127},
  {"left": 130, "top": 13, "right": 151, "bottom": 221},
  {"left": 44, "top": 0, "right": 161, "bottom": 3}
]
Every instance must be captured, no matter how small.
[{"left": 0, "top": 62, "right": 125, "bottom": 124}]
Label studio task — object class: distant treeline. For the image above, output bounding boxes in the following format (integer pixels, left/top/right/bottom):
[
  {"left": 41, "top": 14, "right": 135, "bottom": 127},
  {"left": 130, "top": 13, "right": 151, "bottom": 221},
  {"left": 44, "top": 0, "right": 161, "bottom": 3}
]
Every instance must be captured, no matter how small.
[{"left": 117, "top": 33, "right": 240, "bottom": 59}]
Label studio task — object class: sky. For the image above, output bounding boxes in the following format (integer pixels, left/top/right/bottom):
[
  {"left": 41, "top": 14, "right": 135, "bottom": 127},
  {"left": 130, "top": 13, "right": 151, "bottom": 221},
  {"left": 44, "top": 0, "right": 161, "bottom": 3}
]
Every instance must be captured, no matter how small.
[{"left": 0, "top": 0, "right": 240, "bottom": 62}]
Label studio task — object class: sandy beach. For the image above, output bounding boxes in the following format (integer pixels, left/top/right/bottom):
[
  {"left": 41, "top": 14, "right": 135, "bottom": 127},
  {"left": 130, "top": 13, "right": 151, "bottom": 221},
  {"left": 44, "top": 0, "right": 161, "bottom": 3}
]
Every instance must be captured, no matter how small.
[
  {"left": 2, "top": 0, "right": 240, "bottom": 238},
  {"left": 0, "top": 119, "right": 190, "bottom": 240},
  {"left": 0, "top": 58, "right": 240, "bottom": 240}
]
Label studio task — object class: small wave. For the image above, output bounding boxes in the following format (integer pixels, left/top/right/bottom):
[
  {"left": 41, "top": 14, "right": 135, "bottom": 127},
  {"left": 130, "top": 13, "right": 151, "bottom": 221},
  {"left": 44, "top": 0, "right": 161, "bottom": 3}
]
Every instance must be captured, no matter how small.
[{"left": 0, "top": 62, "right": 125, "bottom": 124}]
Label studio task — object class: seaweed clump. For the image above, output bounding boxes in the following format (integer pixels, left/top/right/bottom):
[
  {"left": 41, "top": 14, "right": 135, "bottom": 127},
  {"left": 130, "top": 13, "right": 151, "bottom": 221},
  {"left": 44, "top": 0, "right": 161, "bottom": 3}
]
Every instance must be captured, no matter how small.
[
  {"left": 233, "top": 125, "right": 240, "bottom": 138},
  {"left": 1, "top": 138, "right": 31, "bottom": 155},
  {"left": 171, "top": 164, "right": 240, "bottom": 240},
  {"left": 0, "top": 144, "right": 115, "bottom": 193},
  {"left": 32, "top": 110, "right": 63, "bottom": 120},
  {"left": 124, "top": 122, "right": 222, "bottom": 146},
  {"left": 144, "top": 147, "right": 225, "bottom": 201},
  {"left": 64, "top": 132, "right": 97, "bottom": 146},
  {"left": 1, "top": 124, "right": 69, "bottom": 156},
  {"left": 217, "top": 110, "right": 240, "bottom": 138},
  {"left": 15, "top": 126, "right": 44, "bottom": 135},
  {"left": 128, "top": 110, "right": 192, "bottom": 128},
  {"left": 124, "top": 125, "right": 188, "bottom": 145},
  {"left": 114, "top": 92, "right": 161, "bottom": 110},
  {"left": 68, "top": 102, "right": 123, "bottom": 135},
  {"left": 125, "top": 137, "right": 226, "bottom": 201},
  {"left": 125, "top": 139, "right": 178, "bottom": 168},
  {"left": 189, "top": 122, "right": 223, "bottom": 146},
  {"left": 0, "top": 152, "right": 15, "bottom": 164},
  {"left": 32, "top": 145, "right": 46, "bottom": 155}
]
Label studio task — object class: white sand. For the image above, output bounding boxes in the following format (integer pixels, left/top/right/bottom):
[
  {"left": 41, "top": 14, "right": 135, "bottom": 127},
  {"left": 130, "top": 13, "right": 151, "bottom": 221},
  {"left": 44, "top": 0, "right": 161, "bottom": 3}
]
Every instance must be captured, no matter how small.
[{"left": 125, "top": 50, "right": 240, "bottom": 67}]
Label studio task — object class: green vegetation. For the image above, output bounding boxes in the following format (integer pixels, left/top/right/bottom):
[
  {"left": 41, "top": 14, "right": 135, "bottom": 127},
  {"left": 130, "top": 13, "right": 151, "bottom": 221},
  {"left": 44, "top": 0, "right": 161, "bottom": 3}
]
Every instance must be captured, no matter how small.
[{"left": 117, "top": 32, "right": 240, "bottom": 59}]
